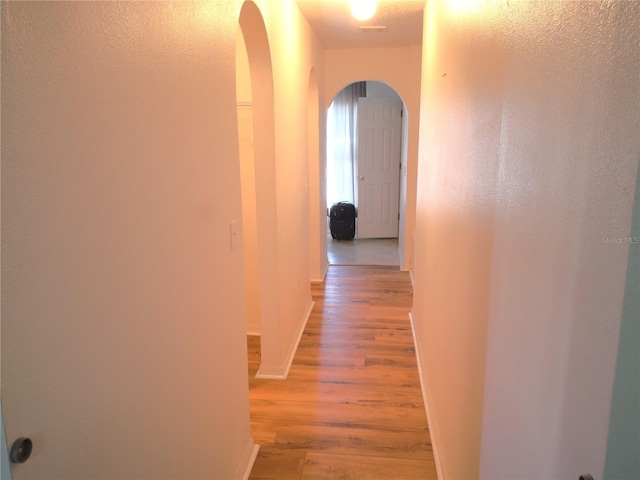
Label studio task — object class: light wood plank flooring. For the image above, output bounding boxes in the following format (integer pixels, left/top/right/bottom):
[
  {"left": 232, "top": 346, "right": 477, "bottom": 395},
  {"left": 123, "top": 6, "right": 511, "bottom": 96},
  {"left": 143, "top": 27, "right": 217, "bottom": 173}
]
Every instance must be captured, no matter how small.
[{"left": 248, "top": 265, "right": 436, "bottom": 480}]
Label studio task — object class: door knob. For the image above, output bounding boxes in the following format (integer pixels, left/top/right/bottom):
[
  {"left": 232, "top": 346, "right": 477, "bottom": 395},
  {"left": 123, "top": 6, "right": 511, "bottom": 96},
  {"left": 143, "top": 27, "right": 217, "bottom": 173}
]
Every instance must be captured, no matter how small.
[
  {"left": 359, "top": 175, "right": 364, "bottom": 180},
  {"left": 10, "top": 437, "right": 33, "bottom": 463}
]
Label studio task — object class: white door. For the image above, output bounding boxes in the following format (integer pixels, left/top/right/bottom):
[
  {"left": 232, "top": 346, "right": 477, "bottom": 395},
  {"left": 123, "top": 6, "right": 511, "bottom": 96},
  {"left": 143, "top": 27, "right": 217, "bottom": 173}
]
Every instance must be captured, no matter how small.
[{"left": 356, "top": 97, "right": 402, "bottom": 239}]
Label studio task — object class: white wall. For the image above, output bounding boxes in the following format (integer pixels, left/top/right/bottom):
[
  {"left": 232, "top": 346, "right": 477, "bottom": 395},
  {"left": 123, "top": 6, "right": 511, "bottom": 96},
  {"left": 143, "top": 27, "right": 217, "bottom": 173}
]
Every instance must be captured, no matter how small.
[
  {"left": 236, "top": 29, "right": 261, "bottom": 335},
  {"left": 413, "top": 1, "right": 639, "bottom": 479},
  {"left": 1, "top": 0, "right": 325, "bottom": 476},
  {"left": 2, "top": 2, "right": 254, "bottom": 478},
  {"left": 308, "top": 67, "right": 328, "bottom": 283},
  {"left": 245, "top": 0, "right": 324, "bottom": 377},
  {"left": 326, "top": 46, "right": 422, "bottom": 271},
  {"left": 270, "top": 7, "right": 317, "bottom": 373}
]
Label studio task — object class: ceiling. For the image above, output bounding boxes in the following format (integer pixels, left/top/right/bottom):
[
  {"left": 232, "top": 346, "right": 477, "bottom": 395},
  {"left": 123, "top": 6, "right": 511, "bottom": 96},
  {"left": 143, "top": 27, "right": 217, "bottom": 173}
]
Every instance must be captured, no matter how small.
[{"left": 295, "top": 0, "right": 426, "bottom": 49}]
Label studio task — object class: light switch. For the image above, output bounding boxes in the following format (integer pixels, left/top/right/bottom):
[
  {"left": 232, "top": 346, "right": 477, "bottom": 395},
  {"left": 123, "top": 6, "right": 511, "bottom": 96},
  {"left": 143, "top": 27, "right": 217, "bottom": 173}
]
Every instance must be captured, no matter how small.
[{"left": 229, "top": 220, "right": 239, "bottom": 250}]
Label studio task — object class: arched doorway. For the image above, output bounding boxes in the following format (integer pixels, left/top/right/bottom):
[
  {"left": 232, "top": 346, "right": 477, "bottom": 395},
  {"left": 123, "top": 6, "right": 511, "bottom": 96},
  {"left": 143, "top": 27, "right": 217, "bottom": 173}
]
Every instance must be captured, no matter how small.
[
  {"left": 326, "top": 80, "right": 408, "bottom": 266},
  {"left": 237, "top": 1, "right": 282, "bottom": 377}
]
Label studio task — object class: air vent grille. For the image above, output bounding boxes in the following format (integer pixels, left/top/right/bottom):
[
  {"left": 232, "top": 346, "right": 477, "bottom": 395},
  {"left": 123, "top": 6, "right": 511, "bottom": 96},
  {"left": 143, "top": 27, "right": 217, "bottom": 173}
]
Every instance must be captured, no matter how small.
[{"left": 358, "top": 26, "right": 387, "bottom": 32}]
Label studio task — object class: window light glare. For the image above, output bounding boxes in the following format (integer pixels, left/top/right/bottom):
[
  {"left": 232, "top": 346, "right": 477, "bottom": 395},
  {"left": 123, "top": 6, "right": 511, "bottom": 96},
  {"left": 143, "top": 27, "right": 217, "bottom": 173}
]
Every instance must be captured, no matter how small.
[{"left": 350, "top": 0, "right": 377, "bottom": 21}]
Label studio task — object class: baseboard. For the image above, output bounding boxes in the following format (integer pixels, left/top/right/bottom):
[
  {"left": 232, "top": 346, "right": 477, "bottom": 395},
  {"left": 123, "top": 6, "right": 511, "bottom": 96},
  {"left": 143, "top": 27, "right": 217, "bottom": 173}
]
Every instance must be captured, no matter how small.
[
  {"left": 311, "top": 260, "right": 329, "bottom": 283},
  {"left": 409, "top": 312, "right": 444, "bottom": 480},
  {"left": 246, "top": 331, "right": 260, "bottom": 337},
  {"left": 255, "top": 300, "right": 315, "bottom": 380},
  {"left": 237, "top": 441, "right": 260, "bottom": 480},
  {"left": 409, "top": 269, "right": 414, "bottom": 288}
]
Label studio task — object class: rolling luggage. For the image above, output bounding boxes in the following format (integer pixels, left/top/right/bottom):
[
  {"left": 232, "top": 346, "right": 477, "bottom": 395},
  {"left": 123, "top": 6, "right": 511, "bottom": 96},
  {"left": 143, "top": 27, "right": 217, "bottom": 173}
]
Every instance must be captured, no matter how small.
[{"left": 329, "top": 202, "right": 356, "bottom": 240}]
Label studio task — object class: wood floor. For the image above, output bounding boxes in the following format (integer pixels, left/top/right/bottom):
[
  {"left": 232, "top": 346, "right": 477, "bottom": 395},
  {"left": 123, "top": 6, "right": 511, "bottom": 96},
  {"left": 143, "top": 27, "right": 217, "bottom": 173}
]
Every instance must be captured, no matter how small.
[{"left": 248, "top": 265, "right": 437, "bottom": 480}]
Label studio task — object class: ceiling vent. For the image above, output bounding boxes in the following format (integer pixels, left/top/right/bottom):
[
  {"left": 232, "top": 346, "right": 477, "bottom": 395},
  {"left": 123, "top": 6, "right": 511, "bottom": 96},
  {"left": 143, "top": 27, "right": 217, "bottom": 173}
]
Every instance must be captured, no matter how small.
[{"left": 358, "top": 25, "right": 387, "bottom": 32}]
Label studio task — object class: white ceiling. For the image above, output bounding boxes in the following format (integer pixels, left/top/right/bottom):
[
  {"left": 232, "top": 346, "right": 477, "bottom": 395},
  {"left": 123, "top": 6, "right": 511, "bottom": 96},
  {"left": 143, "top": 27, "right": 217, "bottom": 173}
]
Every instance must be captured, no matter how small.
[{"left": 296, "top": 0, "right": 425, "bottom": 49}]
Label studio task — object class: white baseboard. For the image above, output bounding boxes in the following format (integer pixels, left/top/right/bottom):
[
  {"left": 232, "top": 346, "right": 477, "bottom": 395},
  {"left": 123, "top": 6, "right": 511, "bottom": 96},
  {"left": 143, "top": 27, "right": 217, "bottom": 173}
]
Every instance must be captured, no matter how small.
[
  {"left": 256, "top": 300, "right": 315, "bottom": 380},
  {"left": 237, "top": 441, "right": 260, "bottom": 480},
  {"left": 311, "top": 260, "right": 329, "bottom": 283},
  {"left": 409, "top": 312, "right": 444, "bottom": 480}
]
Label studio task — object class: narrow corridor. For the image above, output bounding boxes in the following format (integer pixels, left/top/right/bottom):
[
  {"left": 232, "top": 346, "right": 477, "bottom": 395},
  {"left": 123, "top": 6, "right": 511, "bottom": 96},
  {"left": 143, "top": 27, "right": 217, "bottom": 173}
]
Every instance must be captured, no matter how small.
[{"left": 248, "top": 265, "right": 436, "bottom": 480}]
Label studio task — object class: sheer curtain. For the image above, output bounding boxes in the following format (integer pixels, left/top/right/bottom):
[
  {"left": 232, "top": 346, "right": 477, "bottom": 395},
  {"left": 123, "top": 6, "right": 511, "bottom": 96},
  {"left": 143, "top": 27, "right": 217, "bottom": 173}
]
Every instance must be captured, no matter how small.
[{"left": 327, "top": 81, "right": 366, "bottom": 208}]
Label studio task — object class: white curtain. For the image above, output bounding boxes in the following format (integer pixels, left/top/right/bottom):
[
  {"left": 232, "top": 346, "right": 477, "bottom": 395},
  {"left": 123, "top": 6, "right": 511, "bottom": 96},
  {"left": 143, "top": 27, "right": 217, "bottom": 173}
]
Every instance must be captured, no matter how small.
[{"left": 327, "top": 82, "right": 366, "bottom": 208}]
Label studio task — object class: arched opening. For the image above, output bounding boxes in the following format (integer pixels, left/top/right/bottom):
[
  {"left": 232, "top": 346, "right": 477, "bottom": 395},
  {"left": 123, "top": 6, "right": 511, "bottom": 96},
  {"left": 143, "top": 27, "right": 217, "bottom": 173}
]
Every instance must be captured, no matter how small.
[
  {"left": 237, "top": 1, "right": 282, "bottom": 377},
  {"left": 236, "top": 26, "right": 259, "bottom": 336},
  {"left": 326, "top": 80, "right": 408, "bottom": 267}
]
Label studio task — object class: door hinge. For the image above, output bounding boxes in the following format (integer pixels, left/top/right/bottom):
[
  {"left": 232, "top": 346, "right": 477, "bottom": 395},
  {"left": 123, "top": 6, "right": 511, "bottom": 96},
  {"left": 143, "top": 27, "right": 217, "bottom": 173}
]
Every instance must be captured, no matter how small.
[{"left": 398, "top": 212, "right": 400, "bottom": 220}]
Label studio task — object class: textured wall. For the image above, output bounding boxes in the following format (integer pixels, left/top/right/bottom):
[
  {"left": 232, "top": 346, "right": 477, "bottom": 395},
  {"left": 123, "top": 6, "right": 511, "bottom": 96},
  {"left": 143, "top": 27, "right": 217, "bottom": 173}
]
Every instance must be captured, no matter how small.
[
  {"left": 242, "top": 0, "right": 323, "bottom": 377},
  {"left": 1, "top": 0, "right": 326, "bottom": 476},
  {"left": 413, "top": 1, "right": 639, "bottom": 479},
  {"left": 1, "top": 2, "right": 253, "bottom": 478},
  {"left": 307, "top": 67, "right": 327, "bottom": 284}
]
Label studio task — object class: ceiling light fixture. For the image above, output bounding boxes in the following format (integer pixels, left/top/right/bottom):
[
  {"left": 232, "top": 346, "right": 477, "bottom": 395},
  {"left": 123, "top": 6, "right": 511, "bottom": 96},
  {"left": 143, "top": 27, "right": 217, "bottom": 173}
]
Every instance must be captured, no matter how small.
[{"left": 350, "top": 0, "right": 377, "bottom": 21}]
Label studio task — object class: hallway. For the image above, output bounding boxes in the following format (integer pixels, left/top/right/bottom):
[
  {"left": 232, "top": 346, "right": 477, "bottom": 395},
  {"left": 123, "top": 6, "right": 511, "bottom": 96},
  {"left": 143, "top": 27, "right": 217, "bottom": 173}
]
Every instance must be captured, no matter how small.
[{"left": 248, "top": 265, "right": 435, "bottom": 479}]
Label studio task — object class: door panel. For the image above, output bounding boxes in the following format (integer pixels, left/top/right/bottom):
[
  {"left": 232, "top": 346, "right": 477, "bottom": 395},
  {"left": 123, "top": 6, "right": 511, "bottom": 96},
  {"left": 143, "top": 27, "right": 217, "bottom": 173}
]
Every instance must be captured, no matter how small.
[{"left": 357, "top": 97, "right": 402, "bottom": 239}]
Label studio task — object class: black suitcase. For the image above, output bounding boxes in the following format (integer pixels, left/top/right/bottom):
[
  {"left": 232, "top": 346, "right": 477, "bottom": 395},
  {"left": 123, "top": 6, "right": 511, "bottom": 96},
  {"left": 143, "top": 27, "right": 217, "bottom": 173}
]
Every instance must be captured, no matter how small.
[{"left": 329, "top": 202, "right": 356, "bottom": 240}]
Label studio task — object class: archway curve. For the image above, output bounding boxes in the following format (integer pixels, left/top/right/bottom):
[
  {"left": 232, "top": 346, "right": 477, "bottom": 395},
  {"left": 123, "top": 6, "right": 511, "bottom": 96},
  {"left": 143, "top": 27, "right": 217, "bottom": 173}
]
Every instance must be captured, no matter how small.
[
  {"left": 327, "top": 78, "right": 409, "bottom": 113},
  {"left": 326, "top": 80, "right": 409, "bottom": 263},
  {"left": 237, "top": 1, "right": 283, "bottom": 377},
  {"left": 328, "top": 79, "right": 410, "bottom": 116}
]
